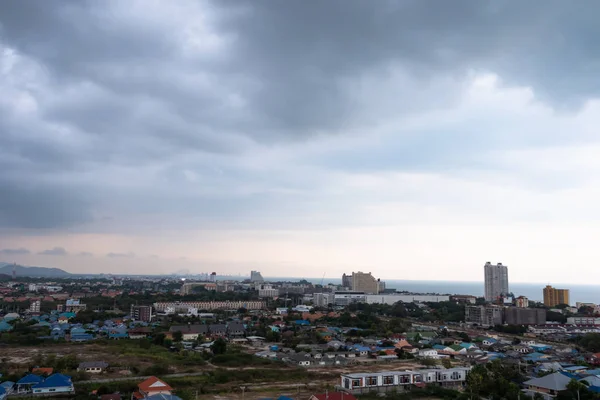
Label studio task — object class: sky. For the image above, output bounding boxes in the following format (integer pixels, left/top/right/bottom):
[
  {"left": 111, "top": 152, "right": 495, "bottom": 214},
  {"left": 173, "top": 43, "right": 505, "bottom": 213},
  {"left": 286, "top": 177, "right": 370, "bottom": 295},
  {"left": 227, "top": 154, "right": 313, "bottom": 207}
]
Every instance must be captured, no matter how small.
[{"left": 2, "top": 1, "right": 600, "bottom": 284}]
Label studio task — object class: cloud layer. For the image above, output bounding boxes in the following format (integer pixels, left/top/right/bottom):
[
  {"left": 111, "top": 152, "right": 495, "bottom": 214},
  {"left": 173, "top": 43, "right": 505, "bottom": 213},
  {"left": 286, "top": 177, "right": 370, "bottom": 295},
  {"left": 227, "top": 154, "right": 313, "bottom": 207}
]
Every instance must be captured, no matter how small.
[{"left": 2, "top": 1, "right": 600, "bottom": 283}]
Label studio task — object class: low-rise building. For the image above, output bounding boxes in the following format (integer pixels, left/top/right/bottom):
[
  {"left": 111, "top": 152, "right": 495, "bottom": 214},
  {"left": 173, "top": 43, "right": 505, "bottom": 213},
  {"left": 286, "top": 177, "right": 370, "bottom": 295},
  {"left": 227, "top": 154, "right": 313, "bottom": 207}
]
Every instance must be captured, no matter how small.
[{"left": 78, "top": 361, "right": 109, "bottom": 374}]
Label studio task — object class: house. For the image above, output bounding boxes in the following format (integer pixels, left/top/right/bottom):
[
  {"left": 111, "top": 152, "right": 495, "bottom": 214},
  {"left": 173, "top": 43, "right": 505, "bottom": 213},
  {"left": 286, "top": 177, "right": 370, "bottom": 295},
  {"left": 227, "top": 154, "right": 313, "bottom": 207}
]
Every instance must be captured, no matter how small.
[
  {"left": 16, "top": 374, "right": 44, "bottom": 393},
  {"left": 284, "top": 354, "right": 313, "bottom": 367},
  {"left": 0, "top": 382, "right": 14, "bottom": 397},
  {"left": 169, "top": 325, "right": 208, "bottom": 341},
  {"left": 227, "top": 322, "right": 246, "bottom": 338},
  {"left": 0, "top": 321, "right": 12, "bottom": 332},
  {"left": 310, "top": 392, "right": 358, "bottom": 400},
  {"left": 482, "top": 338, "right": 498, "bottom": 346},
  {"left": 78, "top": 361, "right": 109, "bottom": 373},
  {"left": 31, "top": 367, "right": 54, "bottom": 376},
  {"left": 208, "top": 324, "right": 227, "bottom": 337},
  {"left": 128, "top": 327, "right": 152, "bottom": 339},
  {"left": 418, "top": 349, "right": 439, "bottom": 359},
  {"left": 522, "top": 372, "right": 572, "bottom": 399},
  {"left": 132, "top": 376, "right": 173, "bottom": 400},
  {"left": 31, "top": 374, "right": 75, "bottom": 395}
]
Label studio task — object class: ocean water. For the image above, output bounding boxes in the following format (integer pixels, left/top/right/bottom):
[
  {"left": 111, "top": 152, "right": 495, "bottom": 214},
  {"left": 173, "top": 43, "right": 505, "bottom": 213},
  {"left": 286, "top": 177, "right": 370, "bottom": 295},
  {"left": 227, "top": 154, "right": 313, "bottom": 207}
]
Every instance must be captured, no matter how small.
[{"left": 265, "top": 277, "right": 600, "bottom": 305}]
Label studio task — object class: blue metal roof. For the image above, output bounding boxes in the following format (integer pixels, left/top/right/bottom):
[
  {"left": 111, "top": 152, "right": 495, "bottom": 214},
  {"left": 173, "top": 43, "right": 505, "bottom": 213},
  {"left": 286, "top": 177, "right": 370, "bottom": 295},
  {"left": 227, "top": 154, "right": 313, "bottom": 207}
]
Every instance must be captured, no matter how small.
[
  {"left": 17, "top": 374, "right": 44, "bottom": 385},
  {"left": 32, "top": 374, "right": 72, "bottom": 389}
]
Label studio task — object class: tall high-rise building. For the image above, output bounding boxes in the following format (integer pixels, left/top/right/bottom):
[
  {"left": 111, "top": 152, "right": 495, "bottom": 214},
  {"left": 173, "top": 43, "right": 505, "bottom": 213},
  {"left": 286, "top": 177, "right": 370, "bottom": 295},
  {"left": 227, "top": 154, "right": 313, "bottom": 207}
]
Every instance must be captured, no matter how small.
[
  {"left": 351, "top": 271, "right": 380, "bottom": 294},
  {"left": 250, "top": 271, "right": 264, "bottom": 282},
  {"left": 484, "top": 262, "right": 509, "bottom": 302},
  {"left": 130, "top": 305, "right": 153, "bottom": 322},
  {"left": 341, "top": 273, "right": 352, "bottom": 288},
  {"left": 543, "top": 285, "right": 570, "bottom": 307}
]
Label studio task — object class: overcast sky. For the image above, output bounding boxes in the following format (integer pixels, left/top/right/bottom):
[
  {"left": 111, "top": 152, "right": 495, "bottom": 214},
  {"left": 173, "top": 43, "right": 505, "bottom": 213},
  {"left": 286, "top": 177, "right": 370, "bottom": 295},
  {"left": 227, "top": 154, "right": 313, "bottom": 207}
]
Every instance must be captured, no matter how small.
[{"left": 2, "top": 1, "right": 600, "bottom": 284}]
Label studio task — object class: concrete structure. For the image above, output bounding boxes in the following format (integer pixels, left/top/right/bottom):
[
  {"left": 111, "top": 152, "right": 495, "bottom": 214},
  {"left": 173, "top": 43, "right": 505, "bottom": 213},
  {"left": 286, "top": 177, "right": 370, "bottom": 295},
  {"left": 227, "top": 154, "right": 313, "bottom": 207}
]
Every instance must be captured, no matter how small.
[
  {"left": 543, "top": 285, "right": 570, "bottom": 307},
  {"left": 180, "top": 282, "right": 217, "bottom": 295},
  {"left": 504, "top": 307, "right": 546, "bottom": 325},
  {"left": 484, "top": 262, "right": 509, "bottom": 302},
  {"left": 450, "top": 295, "right": 477, "bottom": 304},
  {"left": 351, "top": 272, "right": 380, "bottom": 294},
  {"left": 58, "top": 299, "right": 86, "bottom": 313},
  {"left": 257, "top": 283, "right": 279, "bottom": 298},
  {"left": 342, "top": 273, "right": 352, "bottom": 288},
  {"left": 465, "top": 305, "right": 503, "bottom": 327},
  {"left": 250, "top": 270, "right": 264, "bottom": 282},
  {"left": 334, "top": 291, "right": 367, "bottom": 306},
  {"left": 515, "top": 296, "right": 529, "bottom": 308},
  {"left": 339, "top": 367, "right": 470, "bottom": 394},
  {"left": 130, "top": 305, "right": 153, "bottom": 322},
  {"left": 313, "top": 292, "right": 335, "bottom": 307},
  {"left": 567, "top": 317, "right": 600, "bottom": 325},
  {"left": 28, "top": 300, "right": 41, "bottom": 314},
  {"left": 154, "top": 300, "right": 265, "bottom": 312},
  {"left": 366, "top": 294, "right": 450, "bottom": 304}
]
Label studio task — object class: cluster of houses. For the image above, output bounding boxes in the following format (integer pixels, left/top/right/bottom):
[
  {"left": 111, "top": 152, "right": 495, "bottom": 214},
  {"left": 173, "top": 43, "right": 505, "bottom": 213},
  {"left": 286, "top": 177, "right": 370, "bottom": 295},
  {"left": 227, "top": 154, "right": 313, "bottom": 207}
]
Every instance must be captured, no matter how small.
[{"left": 0, "top": 373, "right": 74, "bottom": 397}]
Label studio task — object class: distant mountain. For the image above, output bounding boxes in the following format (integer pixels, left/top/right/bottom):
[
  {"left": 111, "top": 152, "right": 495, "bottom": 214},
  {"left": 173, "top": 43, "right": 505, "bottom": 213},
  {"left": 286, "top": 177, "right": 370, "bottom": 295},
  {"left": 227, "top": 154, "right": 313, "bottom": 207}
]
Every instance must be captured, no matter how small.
[{"left": 0, "top": 263, "right": 71, "bottom": 277}]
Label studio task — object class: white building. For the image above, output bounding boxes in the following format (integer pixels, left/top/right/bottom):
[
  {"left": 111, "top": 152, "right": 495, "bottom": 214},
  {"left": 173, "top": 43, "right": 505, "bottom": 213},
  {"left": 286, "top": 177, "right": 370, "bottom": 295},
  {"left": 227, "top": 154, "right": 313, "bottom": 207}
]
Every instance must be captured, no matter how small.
[
  {"left": 418, "top": 349, "right": 440, "bottom": 359},
  {"left": 340, "top": 367, "right": 470, "bottom": 393},
  {"left": 257, "top": 284, "right": 279, "bottom": 298},
  {"left": 484, "top": 262, "right": 509, "bottom": 302},
  {"left": 366, "top": 294, "right": 450, "bottom": 305},
  {"left": 313, "top": 292, "right": 335, "bottom": 307},
  {"left": 334, "top": 291, "right": 367, "bottom": 306}
]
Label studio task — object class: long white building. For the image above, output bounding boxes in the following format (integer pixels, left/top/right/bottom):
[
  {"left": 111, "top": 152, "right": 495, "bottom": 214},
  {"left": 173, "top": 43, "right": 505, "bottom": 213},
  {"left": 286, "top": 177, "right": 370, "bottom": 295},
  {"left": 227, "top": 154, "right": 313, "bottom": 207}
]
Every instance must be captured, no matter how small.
[
  {"left": 154, "top": 300, "right": 265, "bottom": 312},
  {"left": 340, "top": 367, "right": 470, "bottom": 394},
  {"left": 366, "top": 294, "right": 450, "bottom": 304}
]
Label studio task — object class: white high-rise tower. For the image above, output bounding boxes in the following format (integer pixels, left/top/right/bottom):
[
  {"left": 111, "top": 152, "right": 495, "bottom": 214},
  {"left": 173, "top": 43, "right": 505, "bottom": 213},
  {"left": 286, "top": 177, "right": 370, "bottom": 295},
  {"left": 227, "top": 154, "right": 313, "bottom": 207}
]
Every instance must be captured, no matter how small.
[{"left": 484, "top": 262, "right": 509, "bottom": 302}]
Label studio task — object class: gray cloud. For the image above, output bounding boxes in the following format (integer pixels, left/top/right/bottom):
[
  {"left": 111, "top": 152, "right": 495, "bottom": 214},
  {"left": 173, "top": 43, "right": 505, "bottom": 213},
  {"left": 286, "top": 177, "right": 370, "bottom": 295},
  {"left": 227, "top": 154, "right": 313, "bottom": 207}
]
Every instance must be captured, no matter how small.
[
  {"left": 38, "top": 247, "right": 68, "bottom": 256},
  {"left": 1, "top": 1, "right": 600, "bottom": 232},
  {"left": 0, "top": 248, "right": 31, "bottom": 255},
  {"left": 106, "top": 252, "right": 135, "bottom": 258}
]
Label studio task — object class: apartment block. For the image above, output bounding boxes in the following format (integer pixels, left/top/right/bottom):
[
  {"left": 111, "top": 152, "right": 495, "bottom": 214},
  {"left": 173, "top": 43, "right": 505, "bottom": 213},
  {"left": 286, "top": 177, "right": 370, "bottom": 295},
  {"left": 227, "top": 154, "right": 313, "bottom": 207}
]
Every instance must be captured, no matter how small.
[
  {"left": 351, "top": 272, "right": 380, "bottom": 294},
  {"left": 465, "top": 305, "right": 503, "bottom": 327},
  {"left": 130, "top": 305, "right": 153, "bottom": 322},
  {"left": 543, "top": 285, "right": 570, "bottom": 307},
  {"left": 484, "top": 262, "right": 509, "bottom": 302},
  {"left": 504, "top": 307, "right": 546, "bottom": 325}
]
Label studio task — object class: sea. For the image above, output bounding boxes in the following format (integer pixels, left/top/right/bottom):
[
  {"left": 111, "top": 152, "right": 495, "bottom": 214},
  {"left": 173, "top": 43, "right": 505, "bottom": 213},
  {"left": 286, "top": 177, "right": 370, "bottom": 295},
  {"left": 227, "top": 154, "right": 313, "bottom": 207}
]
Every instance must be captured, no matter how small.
[{"left": 263, "top": 277, "right": 600, "bottom": 305}]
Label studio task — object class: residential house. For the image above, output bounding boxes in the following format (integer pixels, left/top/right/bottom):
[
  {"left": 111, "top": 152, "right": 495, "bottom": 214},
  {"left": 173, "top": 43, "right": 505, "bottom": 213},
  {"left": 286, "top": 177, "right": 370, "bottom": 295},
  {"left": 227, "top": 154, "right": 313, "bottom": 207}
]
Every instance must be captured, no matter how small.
[
  {"left": 16, "top": 374, "right": 44, "bottom": 393},
  {"left": 208, "top": 324, "right": 227, "bottom": 338},
  {"left": 78, "top": 361, "right": 109, "bottom": 373},
  {"left": 31, "top": 374, "right": 74, "bottom": 395},
  {"left": 169, "top": 325, "right": 208, "bottom": 341},
  {"left": 227, "top": 322, "right": 246, "bottom": 338},
  {"left": 128, "top": 327, "right": 152, "bottom": 339},
  {"left": 283, "top": 353, "right": 313, "bottom": 367},
  {"left": 31, "top": 368, "right": 53, "bottom": 376},
  {"left": 132, "top": 376, "right": 173, "bottom": 400},
  {"left": 522, "top": 372, "right": 572, "bottom": 399},
  {"left": 0, "top": 321, "right": 12, "bottom": 332},
  {"left": 482, "top": 338, "right": 498, "bottom": 346},
  {"left": 418, "top": 349, "right": 439, "bottom": 359},
  {"left": 310, "top": 392, "right": 358, "bottom": 400}
]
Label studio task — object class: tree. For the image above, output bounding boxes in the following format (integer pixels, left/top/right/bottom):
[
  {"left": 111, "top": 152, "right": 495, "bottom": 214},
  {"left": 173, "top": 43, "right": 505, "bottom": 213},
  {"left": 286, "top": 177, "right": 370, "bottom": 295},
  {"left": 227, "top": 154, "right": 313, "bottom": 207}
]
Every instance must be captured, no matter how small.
[
  {"left": 442, "top": 358, "right": 452, "bottom": 368},
  {"left": 173, "top": 331, "right": 183, "bottom": 342},
  {"left": 211, "top": 337, "right": 227, "bottom": 355}
]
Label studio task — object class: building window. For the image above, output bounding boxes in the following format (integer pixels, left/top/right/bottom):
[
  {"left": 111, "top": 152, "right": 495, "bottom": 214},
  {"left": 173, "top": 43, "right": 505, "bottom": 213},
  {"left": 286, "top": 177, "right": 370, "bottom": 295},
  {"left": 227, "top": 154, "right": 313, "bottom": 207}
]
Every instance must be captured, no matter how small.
[
  {"left": 399, "top": 375, "right": 411, "bottom": 384},
  {"left": 383, "top": 376, "right": 394, "bottom": 385},
  {"left": 366, "top": 377, "right": 378, "bottom": 386},
  {"left": 352, "top": 379, "right": 361, "bottom": 388}
]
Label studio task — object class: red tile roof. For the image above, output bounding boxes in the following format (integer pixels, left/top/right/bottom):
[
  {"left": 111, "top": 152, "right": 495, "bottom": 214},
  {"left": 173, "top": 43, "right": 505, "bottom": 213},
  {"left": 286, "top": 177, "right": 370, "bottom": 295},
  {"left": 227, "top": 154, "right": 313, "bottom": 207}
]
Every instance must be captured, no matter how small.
[
  {"left": 311, "top": 393, "right": 357, "bottom": 400},
  {"left": 138, "top": 376, "right": 173, "bottom": 393}
]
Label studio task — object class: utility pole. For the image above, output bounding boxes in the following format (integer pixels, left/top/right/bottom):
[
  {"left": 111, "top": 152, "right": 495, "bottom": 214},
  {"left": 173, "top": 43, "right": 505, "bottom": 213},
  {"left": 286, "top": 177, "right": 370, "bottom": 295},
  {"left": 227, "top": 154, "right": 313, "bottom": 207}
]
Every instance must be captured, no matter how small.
[{"left": 240, "top": 386, "right": 246, "bottom": 400}]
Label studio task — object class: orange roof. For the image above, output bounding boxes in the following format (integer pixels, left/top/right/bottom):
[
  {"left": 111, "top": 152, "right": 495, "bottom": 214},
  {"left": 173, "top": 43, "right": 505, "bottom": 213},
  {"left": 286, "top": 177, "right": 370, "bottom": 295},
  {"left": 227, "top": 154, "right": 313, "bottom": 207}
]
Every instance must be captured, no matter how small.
[
  {"left": 138, "top": 376, "right": 173, "bottom": 393},
  {"left": 32, "top": 367, "right": 54, "bottom": 375},
  {"left": 132, "top": 392, "right": 144, "bottom": 400}
]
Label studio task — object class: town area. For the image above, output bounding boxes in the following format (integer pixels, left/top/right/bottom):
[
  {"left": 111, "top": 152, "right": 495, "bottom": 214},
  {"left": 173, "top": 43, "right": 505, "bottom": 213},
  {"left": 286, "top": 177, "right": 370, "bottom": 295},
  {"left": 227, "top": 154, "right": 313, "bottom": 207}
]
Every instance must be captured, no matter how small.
[{"left": 1, "top": 265, "right": 600, "bottom": 400}]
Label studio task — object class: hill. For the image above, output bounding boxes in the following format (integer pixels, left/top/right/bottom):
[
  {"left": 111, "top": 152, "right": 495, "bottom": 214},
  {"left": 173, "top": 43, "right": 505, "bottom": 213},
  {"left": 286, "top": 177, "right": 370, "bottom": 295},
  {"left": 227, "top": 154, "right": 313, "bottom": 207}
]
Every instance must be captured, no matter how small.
[{"left": 0, "top": 264, "right": 71, "bottom": 277}]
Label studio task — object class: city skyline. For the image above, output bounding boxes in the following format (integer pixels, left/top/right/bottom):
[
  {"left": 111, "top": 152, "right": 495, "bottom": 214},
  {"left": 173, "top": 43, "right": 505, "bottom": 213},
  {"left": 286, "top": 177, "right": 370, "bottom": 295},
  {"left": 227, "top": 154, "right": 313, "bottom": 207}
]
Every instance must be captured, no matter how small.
[{"left": 4, "top": 2, "right": 600, "bottom": 283}]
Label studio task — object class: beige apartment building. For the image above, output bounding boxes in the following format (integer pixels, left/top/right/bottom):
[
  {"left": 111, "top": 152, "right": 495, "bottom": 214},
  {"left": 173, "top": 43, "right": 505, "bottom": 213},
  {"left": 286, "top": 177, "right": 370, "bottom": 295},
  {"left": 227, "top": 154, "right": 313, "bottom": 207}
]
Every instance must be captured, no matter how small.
[
  {"left": 351, "top": 271, "right": 380, "bottom": 294},
  {"left": 543, "top": 285, "right": 570, "bottom": 307}
]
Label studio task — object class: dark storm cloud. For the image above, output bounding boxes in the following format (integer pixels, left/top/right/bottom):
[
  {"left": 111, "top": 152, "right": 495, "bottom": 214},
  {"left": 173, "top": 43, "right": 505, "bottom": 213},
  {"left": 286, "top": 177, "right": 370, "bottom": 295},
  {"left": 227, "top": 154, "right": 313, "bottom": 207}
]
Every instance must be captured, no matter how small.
[
  {"left": 0, "top": 248, "right": 30, "bottom": 255},
  {"left": 1, "top": 1, "right": 600, "bottom": 231},
  {"left": 38, "top": 247, "right": 68, "bottom": 256}
]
